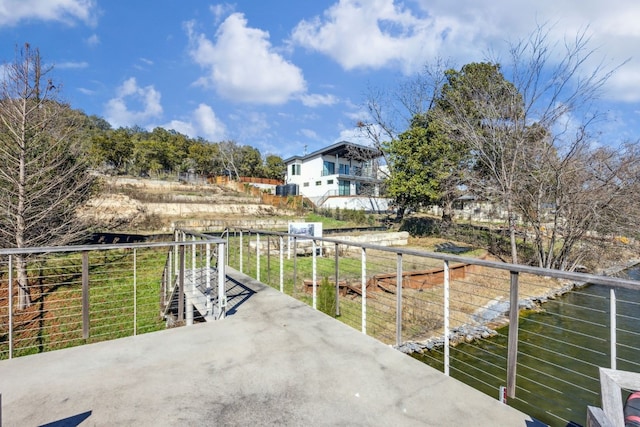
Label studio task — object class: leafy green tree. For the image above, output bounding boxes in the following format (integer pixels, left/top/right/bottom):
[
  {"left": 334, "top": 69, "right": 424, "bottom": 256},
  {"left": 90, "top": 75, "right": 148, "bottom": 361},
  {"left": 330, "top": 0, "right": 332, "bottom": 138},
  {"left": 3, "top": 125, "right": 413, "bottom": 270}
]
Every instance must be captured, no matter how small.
[
  {"left": 89, "top": 127, "right": 133, "bottom": 173},
  {"left": 188, "top": 139, "right": 219, "bottom": 175},
  {"left": 238, "top": 145, "right": 262, "bottom": 177},
  {"left": 383, "top": 111, "right": 467, "bottom": 223},
  {"left": 263, "top": 154, "right": 285, "bottom": 180}
]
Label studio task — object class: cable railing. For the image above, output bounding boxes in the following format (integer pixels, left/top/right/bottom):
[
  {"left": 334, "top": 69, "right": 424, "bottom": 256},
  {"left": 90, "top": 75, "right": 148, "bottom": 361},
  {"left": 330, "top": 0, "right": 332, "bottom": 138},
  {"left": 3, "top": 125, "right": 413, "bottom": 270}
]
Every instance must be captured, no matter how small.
[
  {"left": 225, "top": 227, "right": 640, "bottom": 427},
  {"left": 0, "top": 237, "right": 226, "bottom": 360}
]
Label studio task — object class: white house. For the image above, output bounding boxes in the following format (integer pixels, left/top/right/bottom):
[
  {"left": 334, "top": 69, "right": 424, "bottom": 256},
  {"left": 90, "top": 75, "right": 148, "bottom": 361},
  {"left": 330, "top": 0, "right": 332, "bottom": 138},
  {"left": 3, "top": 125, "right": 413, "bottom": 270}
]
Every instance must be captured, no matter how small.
[{"left": 284, "top": 141, "right": 391, "bottom": 212}]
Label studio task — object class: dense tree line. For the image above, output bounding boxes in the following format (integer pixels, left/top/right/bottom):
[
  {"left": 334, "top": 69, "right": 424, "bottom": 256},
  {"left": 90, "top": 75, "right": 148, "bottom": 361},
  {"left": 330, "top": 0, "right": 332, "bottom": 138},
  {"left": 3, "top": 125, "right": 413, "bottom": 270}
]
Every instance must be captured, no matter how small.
[{"left": 83, "top": 119, "right": 285, "bottom": 180}]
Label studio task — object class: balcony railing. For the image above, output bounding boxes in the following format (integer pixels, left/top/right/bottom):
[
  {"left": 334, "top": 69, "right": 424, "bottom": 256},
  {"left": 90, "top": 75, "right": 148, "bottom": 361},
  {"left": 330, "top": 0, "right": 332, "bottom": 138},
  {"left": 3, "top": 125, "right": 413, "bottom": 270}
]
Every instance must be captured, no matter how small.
[
  {"left": 225, "top": 228, "right": 640, "bottom": 427},
  {"left": 0, "top": 234, "right": 226, "bottom": 360}
]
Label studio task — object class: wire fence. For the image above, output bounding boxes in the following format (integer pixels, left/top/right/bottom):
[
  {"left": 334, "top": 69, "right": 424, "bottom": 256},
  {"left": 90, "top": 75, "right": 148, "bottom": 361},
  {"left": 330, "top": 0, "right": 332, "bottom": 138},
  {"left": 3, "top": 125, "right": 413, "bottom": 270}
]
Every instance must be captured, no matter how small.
[
  {"left": 224, "top": 228, "right": 640, "bottom": 427},
  {"left": 1, "top": 228, "right": 637, "bottom": 426},
  {"left": 0, "top": 238, "right": 225, "bottom": 360}
]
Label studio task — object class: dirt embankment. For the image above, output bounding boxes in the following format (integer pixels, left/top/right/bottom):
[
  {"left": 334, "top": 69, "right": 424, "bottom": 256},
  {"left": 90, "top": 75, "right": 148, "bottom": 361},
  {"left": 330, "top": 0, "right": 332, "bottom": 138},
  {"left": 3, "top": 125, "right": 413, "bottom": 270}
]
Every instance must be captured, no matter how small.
[{"left": 80, "top": 176, "right": 296, "bottom": 231}]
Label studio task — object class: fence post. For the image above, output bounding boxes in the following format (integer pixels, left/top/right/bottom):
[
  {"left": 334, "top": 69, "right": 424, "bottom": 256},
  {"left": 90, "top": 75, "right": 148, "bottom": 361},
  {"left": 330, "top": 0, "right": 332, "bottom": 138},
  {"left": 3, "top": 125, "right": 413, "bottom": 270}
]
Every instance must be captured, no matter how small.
[
  {"left": 239, "top": 230, "right": 243, "bottom": 274},
  {"left": 293, "top": 237, "right": 298, "bottom": 296},
  {"left": 361, "top": 248, "right": 366, "bottom": 334},
  {"left": 610, "top": 289, "right": 617, "bottom": 370},
  {"left": 218, "top": 241, "right": 226, "bottom": 319},
  {"left": 506, "top": 271, "right": 520, "bottom": 398},
  {"left": 206, "top": 243, "right": 211, "bottom": 315},
  {"left": 279, "top": 236, "right": 284, "bottom": 293},
  {"left": 256, "top": 233, "right": 260, "bottom": 282},
  {"left": 178, "top": 245, "right": 185, "bottom": 322},
  {"left": 312, "top": 240, "right": 317, "bottom": 310},
  {"left": 267, "top": 236, "right": 271, "bottom": 285},
  {"left": 82, "top": 251, "right": 90, "bottom": 340},
  {"left": 443, "top": 260, "right": 450, "bottom": 376},
  {"left": 133, "top": 248, "right": 137, "bottom": 336},
  {"left": 247, "top": 231, "right": 251, "bottom": 276},
  {"left": 334, "top": 242, "right": 340, "bottom": 317},
  {"left": 191, "top": 236, "right": 196, "bottom": 293},
  {"left": 396, "top": 253, "right": 403, "bottom": 346},
  {"left": 8, "top": 255, "right": 13, "bottom": 359}
]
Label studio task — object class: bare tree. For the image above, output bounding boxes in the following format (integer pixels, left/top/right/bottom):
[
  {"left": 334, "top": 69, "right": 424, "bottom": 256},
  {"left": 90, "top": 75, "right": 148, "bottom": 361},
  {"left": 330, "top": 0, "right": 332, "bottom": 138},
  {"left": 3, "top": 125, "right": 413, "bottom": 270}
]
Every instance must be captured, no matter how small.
[
  {"left": 436, "top": 25, "right": 634, "bottom": 268},
  {"left": 359, "top": 58, "right": 453, "bottom": 159},
  {"left": 0, "top": 44, "right": 97, "bottom": 308}
]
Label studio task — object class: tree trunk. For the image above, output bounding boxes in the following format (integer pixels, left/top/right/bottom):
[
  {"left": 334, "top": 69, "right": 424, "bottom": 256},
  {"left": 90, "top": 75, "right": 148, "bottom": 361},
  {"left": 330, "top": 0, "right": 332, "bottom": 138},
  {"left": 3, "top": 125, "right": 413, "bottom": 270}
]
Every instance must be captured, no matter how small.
[
  {"left": 15, "top": 254, "right": 31, "bottom": 309},
  {"left": 508, "top": 209, "right": 518, "bottom": 264}
]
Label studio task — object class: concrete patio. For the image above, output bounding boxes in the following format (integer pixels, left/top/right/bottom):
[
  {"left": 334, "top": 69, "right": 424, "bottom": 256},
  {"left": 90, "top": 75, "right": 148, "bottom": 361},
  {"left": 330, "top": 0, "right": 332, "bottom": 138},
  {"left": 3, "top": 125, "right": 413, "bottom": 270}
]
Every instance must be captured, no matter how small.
[{"left": 0, "top": 269, "right": 538, "bottom": 426}]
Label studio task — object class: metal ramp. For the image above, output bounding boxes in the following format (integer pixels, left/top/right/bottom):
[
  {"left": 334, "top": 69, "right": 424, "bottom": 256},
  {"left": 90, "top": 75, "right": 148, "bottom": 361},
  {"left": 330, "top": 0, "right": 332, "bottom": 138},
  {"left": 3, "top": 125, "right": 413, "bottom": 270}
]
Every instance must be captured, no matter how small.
[{"left": 163, "top": 267, "right": 226, "bottom": 324}]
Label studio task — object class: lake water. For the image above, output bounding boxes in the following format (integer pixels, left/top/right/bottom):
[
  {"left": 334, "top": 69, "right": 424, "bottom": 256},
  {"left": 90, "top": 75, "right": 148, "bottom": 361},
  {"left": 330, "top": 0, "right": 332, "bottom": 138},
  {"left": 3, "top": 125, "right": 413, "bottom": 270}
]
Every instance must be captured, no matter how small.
[{"left": 413, "top": 265, "right": 640, "bottom": 427}]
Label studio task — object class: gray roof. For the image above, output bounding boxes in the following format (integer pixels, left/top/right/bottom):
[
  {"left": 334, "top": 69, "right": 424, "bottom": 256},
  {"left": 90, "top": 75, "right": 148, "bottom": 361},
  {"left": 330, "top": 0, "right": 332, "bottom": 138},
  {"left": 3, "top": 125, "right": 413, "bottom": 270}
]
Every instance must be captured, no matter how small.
[{"left": 284, "top": 141, "right": 381, "bottom": 164}]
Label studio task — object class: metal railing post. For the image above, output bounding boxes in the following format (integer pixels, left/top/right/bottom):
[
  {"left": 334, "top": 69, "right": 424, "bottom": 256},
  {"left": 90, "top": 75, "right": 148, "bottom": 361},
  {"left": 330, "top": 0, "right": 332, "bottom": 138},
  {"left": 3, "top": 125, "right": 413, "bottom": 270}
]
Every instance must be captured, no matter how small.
[
  {"left": 293, "top": 237, "right": 298, "bottom": 296},
  {"left": 247, "top": 231, "right": 252, "bottom": 277},
  {"left": 225, "top": 228, "right": 230, "bottom": 266},
  {"left": 82, "top": 251, "right": 90, "bottom": 340},
  {"left": 133, "top": 248, "right": 137, "bottom": 336},
  {"left": 443, "top": 260, "right": 450, "bottom": 376},
  {"left": 178, "top": 245, "right": 185, "bottom": 322},
  {"left": 312, "top": 240, "right": 317, "bottom": 310},
  {"left": 8, "top": 255, "right": 13, "bottom": 359},
  {"left": 279, "top": 236, "right": 284, "bottom": 293},
  {"left": 173, "top": 230, "right": 178, "bottom": 275},
  {"left": 218, "top": 242, "right": 226, "bottom": 319},
  {"left": 396, "top": 253, "right": 403, "bottom": 346},
  {"left": 256, "top": 233, "right": 260, "bottom": 282},
  {"left": 191, "top": 236, "right": 196, "bottom": 293},
  {"left": 610, "top": 289, "right": 617, "bottom": 370},
  {"left": 506, "top": 271, "right": 520, "bottom": 398},
  {"left": 334, "top": 242, "right": 340, "bottom": 317},
  {"left": 267, "top": 236, "right": 271, "bottom": 285},
  {"left": 239, "top": 230, "right": 243, "bottom": 274},
  {"left": 206, "top": 243, "right": 211, "bottom": 315},
  {"left": 361, "top": 248, "right": 366, "bottom": 334}
]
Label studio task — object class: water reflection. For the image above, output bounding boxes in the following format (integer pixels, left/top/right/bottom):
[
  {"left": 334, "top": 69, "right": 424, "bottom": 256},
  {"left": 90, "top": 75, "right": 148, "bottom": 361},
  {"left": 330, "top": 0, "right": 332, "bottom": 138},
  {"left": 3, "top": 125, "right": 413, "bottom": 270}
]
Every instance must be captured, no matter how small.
[{"left": 413, "top": 265, "right": 640, "bottom": 427}]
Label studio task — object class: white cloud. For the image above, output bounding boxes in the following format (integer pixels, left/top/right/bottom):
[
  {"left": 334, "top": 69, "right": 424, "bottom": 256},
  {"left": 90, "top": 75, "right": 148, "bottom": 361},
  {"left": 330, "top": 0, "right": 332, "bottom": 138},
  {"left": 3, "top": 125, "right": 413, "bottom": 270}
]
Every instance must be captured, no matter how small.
[
  {"left": 77, "top": 87, "right": 95, "bottom": 95},
  {"left": 291, "top": 0, "right": 437, "bottom": 73},
  {"left": 299, "top": 93, "right": 338, "bottom": 107},
  {"left": 164, "top": 104, "right": 227, "bottom": 142},
  {"left": 104, "top": 77, "right": 163, "bottom": 128},
  {"left": 187, "top": 13, "right": 306, "bottom": 104},
  {"left": 335, "top": 127, "right": 374, "bottom": 146},
  {"left": 210, "top": 3, "right": 235, "bottom": 24},
  {"left": 0, "top": 0, "right": 97, "bottom": 26},
  {"left": 300, "top": 129, "right": 320, "bottom": 140},
  {"left": 86, "top": 34, "right": 99, "bottom": 46},
  {"left": 56, "top": 61, "right": 88, "bottom": 69},
  {"left": 193, "top": 104, "right": 227, "bottom": 141},
  {"left": 292, "top": 0, "right": 640, "bottom": 102}
]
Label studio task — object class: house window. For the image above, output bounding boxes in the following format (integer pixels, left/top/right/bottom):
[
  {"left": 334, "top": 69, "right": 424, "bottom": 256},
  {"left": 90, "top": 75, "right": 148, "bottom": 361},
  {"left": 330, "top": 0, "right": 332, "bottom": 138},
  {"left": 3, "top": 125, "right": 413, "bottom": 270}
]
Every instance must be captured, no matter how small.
[
  {"left": 339, "top": 164, "right": 350, "bottom": 175},
  {"left": 339, "top": 180, "right": 350, "bottom": 196},
  {"left": 303, "top": 182, "right": 309, "bottom": 187},
  {"left": 316, "top": 181, "right": 322, "bottom": 186},
  {"left": 291, "top": 164, "right": 301, "bottom": 176},
  {"left": 327, "top": 179, "right": 334, "bottom": 185},
  {"left": 322, "top": 161, "right": 335, "bottom": 176}
]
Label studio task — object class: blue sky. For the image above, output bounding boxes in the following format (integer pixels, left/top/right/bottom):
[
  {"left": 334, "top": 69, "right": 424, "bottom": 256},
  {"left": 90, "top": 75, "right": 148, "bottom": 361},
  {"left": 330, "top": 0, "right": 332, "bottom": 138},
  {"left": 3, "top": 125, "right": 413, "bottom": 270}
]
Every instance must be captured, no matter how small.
[{"left": 1, "top": 0, "right": 639, "bottom": 159}]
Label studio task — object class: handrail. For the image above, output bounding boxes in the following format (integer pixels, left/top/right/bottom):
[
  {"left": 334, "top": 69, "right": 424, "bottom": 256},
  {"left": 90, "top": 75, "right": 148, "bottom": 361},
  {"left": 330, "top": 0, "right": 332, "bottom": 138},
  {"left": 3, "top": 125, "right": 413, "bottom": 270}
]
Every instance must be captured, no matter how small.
[
  {"left": 316, "top": 190, "right": 339, "bottom": 207},
  {"left": 228, "top": 227, "right": 640, "bottom": 290},
  {"left": 0, "top": 238, "right": 225, "bottom": 257}
]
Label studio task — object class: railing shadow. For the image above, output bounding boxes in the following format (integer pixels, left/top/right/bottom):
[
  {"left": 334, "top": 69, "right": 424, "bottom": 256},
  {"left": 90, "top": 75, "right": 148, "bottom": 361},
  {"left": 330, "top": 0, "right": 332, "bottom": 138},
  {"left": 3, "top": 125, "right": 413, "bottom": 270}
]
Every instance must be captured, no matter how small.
[
  {"left": 224, "top": 276, "right": 256, "bottom": 316},
  {"left": 39, "top": 410, "right": 92, "bottom": 427}
]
